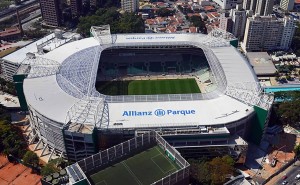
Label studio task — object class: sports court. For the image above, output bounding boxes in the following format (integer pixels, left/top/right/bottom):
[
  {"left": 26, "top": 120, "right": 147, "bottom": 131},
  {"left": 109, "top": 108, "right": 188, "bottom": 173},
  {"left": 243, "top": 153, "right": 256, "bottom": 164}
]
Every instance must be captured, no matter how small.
[
  {"left": 89, "top": 146, "right": 180, "bottom": 185},
  {"left": 96, "top": 79, "right": 201, "bottom": 95}
]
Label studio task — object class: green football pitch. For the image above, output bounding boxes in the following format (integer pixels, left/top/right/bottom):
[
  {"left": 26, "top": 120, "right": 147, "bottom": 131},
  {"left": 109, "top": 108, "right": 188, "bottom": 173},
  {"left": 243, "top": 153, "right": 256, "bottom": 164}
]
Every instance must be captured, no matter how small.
[
  {"left": 96, "top": 79, "right": 201, "bottom": 95},
  {"left": 89, "top": 146, "right": 180, "bottom": 185}
]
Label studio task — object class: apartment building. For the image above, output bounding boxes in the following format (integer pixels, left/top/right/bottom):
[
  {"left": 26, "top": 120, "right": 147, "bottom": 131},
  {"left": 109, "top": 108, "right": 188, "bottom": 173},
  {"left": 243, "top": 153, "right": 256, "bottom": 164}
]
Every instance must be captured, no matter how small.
[
  {"left": 40, "top": 0, "right": 62, "bottom": 27},
  {"left": 121, "top": 0, "right": 139, "bottom": 12},
  {"left": 242, "top": 14, "right": 295, "bottom": 52},
  {"left": 220, "top": 13, "right": 233, "bottom": 33},
  {"left": 219, "top": 5, "right": 247, "bottom": 40},
  {"left": 243, "top": 0, "right": 257, "bottom": 12},
  {"left": 280, "top": 16, "right": 296, "bottom": 50},
  {"left": 255, "top": 0, "right": 274, "bottom": 16},
  {"left": 230, "top": 5, "right": 247, "bottom": 40},
  {"left": 280, "top": 0, "right": 294, "bottom": 11},
  {"left": 213, "top": 0, "right": 243, "bottom": 10},
  {"left": 70, "top": 0, "right": 82, "bottom": 18}
]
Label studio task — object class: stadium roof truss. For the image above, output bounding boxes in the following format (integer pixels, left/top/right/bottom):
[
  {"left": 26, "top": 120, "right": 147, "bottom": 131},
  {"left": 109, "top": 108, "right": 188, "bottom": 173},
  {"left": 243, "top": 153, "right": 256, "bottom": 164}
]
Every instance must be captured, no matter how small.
[{"left": 18, "top": 55, "right": 60, "bottom": 78}]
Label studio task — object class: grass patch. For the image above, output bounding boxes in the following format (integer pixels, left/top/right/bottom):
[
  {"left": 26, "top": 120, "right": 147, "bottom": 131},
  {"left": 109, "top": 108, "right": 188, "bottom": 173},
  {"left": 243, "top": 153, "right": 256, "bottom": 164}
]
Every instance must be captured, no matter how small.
[
  {"left": 89, "top": 146, "right": 180, "bottom": 185},
  {"left": 96, "top": 79, "right": 200, "bottom": 95}
]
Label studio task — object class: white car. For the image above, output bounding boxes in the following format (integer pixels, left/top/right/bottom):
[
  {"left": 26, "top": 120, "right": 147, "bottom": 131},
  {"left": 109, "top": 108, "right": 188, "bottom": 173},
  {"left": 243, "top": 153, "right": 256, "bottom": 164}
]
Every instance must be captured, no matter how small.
[{"left": 295, "top": 174, "right": 300, "bottom": 180}]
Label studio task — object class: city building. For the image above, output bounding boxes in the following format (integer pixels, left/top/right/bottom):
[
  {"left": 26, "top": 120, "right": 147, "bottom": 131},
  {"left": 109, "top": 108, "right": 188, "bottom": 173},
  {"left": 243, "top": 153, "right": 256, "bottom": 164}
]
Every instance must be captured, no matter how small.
[
  {"left": 242, "top": 14, "right": 296, "bottom": 52},
  {"left": 280, "top": 16, "right": 296, "bottom": 50},
  {"left": 246, "top": 52, "right": 277, "bottom": 76},
  {"left": 280, "top": 0, "right": 294, "bottom": 11},
  {"left": 220, "top": 5, "right": 247, "bottom": 40},
  {"left": 219, "top": 12, "right": 233, "bottom": 33},
  {"left": 40, "top": 0, "right": 62, "bottom": 27},
  {"left": 121, "top": 0, "right": 139, "bottom": 12},
  {"left": 0, "top": 30, "right": 81, "bottom": 82},
  {"left": 17, "top": 26, "right": 273, "bottom": 162},
  {"left": 242, "top": 15, "right": 281, "bottom": 52},
  {"left": 255, "top": 0, "right": 274, "bottom": 16},
  {"left": 0, "top": 27, "right": 22, "bottom": 41},
  {"left": 243, "top": 0, "right": 257, "bottom": 12},
  {"left": 213, "top": 0, "right": 243, "bottom": 10},
  {"left": 70, "top": 0, "right": 82, "bottom": 18},
  {"left": 230, "top": 5, "right": 247, "bottom": 40}
]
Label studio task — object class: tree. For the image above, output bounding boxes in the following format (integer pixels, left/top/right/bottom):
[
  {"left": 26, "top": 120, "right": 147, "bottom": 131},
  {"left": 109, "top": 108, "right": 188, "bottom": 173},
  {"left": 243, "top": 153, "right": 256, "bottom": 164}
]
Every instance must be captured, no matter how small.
[
  {"left": 156, "top": 8, "right": 174, "bottom": 17},
  {"left": 294, "top": 143, "right": 300, "bottom": 158},
  {"left": 0, "top": 117, "right": 27, "bottom": 159},
  {"left": 207, "top": 156, "right": 234, "bottom": 185},
  {"left": 41, "top": 158, "right": 68, "bottom": 176},
  {"left": 22, "top": 151, "right": 39, "bottom": 169},
  {"left": 41, "top": 162, "right": 59, "bottom": 176},
  {"left": 77, "top": 7, "right": 144, "bottom": 37},
  {"left": 188, "top": 158, "right": 211, "bottom": 184},
  {"left": 14, "top": 0, "right": 21, "bottom": 5},
  {"left": 188, "top": 15, "right": 207, "bottom": 34},
  {"left": 277, "top": 100, "right": 300, "bottom": 126}
]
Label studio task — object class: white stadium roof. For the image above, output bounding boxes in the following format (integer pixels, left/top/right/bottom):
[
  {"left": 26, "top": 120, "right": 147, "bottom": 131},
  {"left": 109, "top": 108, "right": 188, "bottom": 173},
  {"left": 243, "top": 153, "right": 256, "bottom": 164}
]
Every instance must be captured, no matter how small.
[{"left": 23, "top": 33, "right": 270, "bottom": 129}]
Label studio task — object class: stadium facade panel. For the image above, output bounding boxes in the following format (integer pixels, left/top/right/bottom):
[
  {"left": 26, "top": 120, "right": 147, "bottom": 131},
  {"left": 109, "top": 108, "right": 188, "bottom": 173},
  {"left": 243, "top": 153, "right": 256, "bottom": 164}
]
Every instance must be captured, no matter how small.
[{"left": 22, "top": 32, "right": 272, "bottom": 161}]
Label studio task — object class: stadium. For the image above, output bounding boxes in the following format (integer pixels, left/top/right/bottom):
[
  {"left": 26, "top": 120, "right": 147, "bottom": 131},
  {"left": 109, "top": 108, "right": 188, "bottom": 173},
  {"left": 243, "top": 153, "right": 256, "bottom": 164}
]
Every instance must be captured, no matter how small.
[{"left": 17, "top": 26, "right": 274, "bottom": 162}]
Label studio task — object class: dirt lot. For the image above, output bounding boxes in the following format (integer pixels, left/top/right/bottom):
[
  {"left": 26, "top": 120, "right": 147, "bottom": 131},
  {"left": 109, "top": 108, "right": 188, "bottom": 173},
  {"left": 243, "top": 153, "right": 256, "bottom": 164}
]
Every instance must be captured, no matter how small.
[{"left": 0, "top": 155, "right": 41, "bottom": 185}]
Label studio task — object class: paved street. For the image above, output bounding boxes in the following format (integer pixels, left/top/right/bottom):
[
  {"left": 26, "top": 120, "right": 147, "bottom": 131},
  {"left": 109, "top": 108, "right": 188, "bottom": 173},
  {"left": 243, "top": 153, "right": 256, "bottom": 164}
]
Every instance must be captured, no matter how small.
[{"left": 267, "top": 161, "right": 300, "bottom": 185}]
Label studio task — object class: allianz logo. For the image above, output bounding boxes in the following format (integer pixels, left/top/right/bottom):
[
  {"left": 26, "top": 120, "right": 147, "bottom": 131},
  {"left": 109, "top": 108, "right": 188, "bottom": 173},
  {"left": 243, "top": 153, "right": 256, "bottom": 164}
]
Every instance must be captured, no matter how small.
[{"left": 122, "top": 109, "right": 196, "bottom": 117}]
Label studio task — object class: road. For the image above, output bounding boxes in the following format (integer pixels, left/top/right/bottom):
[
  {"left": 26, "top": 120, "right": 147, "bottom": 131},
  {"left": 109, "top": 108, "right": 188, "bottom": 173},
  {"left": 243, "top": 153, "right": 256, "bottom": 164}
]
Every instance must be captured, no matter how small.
[{"left": 267, "top": 160, "right": 300, "bottom": 185}]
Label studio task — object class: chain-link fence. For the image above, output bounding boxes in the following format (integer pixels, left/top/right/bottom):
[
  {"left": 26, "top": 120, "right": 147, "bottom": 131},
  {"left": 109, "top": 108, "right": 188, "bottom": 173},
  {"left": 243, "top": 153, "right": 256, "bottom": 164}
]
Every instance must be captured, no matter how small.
[{"left": 76, "top": 131, "right": 190, "bottom": 185}]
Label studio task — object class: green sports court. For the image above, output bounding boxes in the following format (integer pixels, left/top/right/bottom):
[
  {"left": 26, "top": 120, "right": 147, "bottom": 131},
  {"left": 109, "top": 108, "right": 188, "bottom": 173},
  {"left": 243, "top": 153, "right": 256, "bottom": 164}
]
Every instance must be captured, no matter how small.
[
  {"left": 96, "top": 79, "right": 201, "bottom": 96},
  {"left": 89, "top": 146, "right": 180, "bottom": 185}
]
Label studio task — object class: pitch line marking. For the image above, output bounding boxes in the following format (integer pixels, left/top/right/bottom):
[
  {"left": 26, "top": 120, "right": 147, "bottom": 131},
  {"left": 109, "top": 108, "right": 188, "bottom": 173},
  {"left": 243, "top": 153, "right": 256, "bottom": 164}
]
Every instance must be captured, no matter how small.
[
  {"left": 121, "top": 161, "right": 143, "bottom": 185},
  {"left": 151, "top": 154, "right": 175, "bottom": 174},
  {"left": 155, "top": 147, "right": 178, "bottom": 170},
  {"left": 95, "top": 180, "right": 108, "bottom": 185}
]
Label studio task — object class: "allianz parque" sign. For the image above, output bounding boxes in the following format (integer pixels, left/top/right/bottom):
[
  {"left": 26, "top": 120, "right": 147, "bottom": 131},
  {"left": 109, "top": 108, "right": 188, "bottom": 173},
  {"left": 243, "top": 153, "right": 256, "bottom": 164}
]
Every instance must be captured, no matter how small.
[{"left": 122, "top": 109, "right": 196, "bottom": 117}]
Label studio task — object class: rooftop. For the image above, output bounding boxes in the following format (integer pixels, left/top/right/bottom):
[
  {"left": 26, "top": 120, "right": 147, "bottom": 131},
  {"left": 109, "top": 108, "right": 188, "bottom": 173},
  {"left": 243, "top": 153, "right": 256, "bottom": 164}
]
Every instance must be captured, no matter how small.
[
  {"left": 246, "top": 52, "right": 277, "bottom": 76},
  {"left": 2, "top": 31, "right": 80, "bottom": 64}
]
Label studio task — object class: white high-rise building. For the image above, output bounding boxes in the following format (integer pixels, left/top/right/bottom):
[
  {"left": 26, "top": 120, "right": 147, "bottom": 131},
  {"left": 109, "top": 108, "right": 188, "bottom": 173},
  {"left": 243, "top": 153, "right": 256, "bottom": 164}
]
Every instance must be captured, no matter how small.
[
  {"left": 242, "top": 14, "right": 296, "bottom": 52},
  {"left": 242, "top": 15, "right": 282, "bottom": 52},
  {"left": 255, "top": 0, "right": 274, "bottom": 16},
  {"left": 121, "top": 0, "right": 139, "bottom": 13},
  {"left": 213, "top": 0, "right": 243, "bottom": 10},
  {"left": 280, "top": 16, "right": 296, "bottom": 50},
  {"left": 280, "top": 0, "right": 294, "bottom": 11}
]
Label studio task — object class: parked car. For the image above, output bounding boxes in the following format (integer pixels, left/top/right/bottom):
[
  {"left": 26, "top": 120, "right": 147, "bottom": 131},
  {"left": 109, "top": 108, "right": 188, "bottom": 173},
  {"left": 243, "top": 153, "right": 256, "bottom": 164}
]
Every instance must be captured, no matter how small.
[
  {"left": 295, "top": 174, "right": 300, "bottom": 180},
  {"left": 282, "top": 180, "right": 288, "bottom": 185}
]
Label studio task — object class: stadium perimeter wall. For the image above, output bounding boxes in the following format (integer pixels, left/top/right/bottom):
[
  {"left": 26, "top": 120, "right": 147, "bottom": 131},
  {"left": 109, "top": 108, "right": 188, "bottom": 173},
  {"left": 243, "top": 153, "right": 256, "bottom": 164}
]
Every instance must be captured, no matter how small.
[{"left": 247, "top": 106, "right": 269, "bottom": 145}]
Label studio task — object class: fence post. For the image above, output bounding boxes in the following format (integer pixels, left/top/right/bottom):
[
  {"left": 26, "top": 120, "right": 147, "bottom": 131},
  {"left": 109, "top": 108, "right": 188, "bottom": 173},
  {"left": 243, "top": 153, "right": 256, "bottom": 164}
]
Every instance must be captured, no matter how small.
[
  {"left": 142, "top": 134, "right": 144, "bottom": 146},
  {"left": 100, "top": 152, "right": 102, "bottom": 165},
  {"left": 135, "top": 137, "right": 137, "bottom": 148},
  {"left": 84, "top": 159, "right": 87, "bottom": 172},
  {"left": 122, "top": 143, "right": 124, "bottom": 154},
  {"left": 114, "top": 146, "right": 117, "bottom": 157},
  {"left": 92, "top": 155, "right": 95, "bottom": 169},
  {"left": 107, "top": 149, "right": 109, "bottom": 161},
  {"left": 128, "top": 140, "right": 131, "bottom": 152}
]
